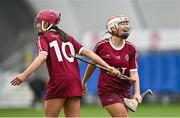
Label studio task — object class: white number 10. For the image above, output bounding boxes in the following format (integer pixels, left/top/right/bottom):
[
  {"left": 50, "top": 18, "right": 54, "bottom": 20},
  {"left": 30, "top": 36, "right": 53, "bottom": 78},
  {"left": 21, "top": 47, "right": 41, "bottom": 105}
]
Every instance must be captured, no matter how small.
[{"left": 49, "top": 40, "right": 75, "bottom": 62}]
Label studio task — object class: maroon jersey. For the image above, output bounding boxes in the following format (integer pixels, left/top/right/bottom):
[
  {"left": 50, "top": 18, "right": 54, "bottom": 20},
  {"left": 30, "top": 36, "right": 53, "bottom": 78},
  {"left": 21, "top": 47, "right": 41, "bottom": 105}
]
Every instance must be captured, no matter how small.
[
  {"left": 94, "top": 38, "right": 138, "bottom": 95},
  {"left": 37, "top": 30, "right": 84, "bottom": 99}
]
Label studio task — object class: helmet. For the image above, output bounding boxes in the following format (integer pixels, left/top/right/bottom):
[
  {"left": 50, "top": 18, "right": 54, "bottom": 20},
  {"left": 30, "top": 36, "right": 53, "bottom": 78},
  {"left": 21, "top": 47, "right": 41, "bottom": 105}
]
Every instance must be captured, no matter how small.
[
  {"left": 106, "top": 15, "right": 129, "bottom": 33},
  {"left": 35, "top": 10, "right": 61, "bottom": 25},
  {"left": 106, "top": 15, "right": 130, "bottom": 39}
]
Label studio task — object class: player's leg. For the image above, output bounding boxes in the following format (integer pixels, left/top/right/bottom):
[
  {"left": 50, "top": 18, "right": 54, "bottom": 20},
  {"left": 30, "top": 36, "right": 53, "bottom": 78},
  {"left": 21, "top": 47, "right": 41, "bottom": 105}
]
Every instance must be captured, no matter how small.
[
  {"left": 63, "top": 96, "right": 81, "bottom": 117},
  {"left": 104, "top": 103, "right": 128, "bottom": 117},
  {"left": 99, "top": 90, "right": 130, "bottom": 117},
  {"left": 44, "top": 98, "right": 65, "bottom": 118}
]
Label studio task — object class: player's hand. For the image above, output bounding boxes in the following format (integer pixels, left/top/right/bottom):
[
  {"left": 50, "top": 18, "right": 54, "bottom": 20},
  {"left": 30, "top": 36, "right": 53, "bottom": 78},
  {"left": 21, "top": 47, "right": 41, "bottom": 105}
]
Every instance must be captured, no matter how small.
[
  {"left": 134, "top": 92, "right": 142, "bottom": 103},
  {"left": 10, "top": 74, "right": 26, "bottom": 86},
  {"left": 109, "top": 66, "right": 120, "bottom": 76},
  {"left": 82, "top": 82, "right": 87, "bottom": 96}
]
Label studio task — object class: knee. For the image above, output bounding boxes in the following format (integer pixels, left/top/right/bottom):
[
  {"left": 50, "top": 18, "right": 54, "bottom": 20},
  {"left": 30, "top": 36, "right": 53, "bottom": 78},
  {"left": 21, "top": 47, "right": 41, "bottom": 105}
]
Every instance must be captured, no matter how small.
[{"left": 45, "top": 107, "right": 60, "bottom": 117}]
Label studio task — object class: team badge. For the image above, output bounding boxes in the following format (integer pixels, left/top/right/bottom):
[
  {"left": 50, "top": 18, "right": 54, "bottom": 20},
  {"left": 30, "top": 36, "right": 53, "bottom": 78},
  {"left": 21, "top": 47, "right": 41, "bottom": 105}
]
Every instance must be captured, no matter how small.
[
  {"left": 116, "top": 55, "right": 121, "bottom": 60},
  {"left": 106, "top": 54, "right": 110, "bottom": 57},
  {"left": 125, "top": 54, "right": 129, "bottom": 61}
]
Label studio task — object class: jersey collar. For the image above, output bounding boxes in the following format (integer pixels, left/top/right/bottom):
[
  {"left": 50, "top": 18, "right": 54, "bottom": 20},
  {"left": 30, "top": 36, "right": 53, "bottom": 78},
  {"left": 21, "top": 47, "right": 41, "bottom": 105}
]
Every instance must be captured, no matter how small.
[{"left": 109, "top": 38, "right": 125, "bottom": 50}]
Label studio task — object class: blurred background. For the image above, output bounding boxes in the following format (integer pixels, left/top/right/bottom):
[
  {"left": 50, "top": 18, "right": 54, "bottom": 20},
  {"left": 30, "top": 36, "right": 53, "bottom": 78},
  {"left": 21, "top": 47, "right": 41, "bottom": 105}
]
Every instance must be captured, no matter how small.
[{"left": 0, "top": 0, "right": 180, "bottom": 117}]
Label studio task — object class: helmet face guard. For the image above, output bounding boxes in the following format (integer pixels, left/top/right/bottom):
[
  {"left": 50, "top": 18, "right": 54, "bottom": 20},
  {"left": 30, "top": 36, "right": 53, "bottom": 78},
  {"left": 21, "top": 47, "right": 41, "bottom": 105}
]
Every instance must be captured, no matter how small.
[{"left": 106, "top": 15, "right": 130, "bottom": 39}]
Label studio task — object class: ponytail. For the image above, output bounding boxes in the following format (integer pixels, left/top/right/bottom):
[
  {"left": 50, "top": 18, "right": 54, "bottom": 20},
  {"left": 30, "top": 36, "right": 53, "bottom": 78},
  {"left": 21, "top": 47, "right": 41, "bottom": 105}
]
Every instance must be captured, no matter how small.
[
  {"left": 102, "top": 31, "right": 112, "bottom": 38},
  {"left": 51, "top": 26, "right": 69, "bottom": 42}
]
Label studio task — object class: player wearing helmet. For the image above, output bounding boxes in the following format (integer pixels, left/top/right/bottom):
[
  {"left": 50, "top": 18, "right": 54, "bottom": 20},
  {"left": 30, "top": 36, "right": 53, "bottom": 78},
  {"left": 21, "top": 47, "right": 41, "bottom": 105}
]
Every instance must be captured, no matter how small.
[
  {"left": 10, "top": 10, "right": 119, "bottom": 117},
  {"left": 82, "top": 15, "right": 142, "bottom": 117}
]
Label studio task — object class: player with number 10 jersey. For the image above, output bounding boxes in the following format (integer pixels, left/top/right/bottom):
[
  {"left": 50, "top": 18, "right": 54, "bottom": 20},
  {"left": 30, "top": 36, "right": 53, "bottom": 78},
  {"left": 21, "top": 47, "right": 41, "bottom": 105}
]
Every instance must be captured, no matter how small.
[{"left": 37, "top": 30, "right": 84, "bottom": 99}]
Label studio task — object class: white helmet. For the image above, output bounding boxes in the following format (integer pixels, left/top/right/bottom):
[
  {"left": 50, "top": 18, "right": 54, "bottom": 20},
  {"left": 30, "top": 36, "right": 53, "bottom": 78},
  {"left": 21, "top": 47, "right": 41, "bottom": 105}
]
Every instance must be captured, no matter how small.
[
  {"left": 106, "top": 15, "right": 130, "bottom": 39},
  {"left": 106, "top": 15, "right": 129, "bottom": 33}
]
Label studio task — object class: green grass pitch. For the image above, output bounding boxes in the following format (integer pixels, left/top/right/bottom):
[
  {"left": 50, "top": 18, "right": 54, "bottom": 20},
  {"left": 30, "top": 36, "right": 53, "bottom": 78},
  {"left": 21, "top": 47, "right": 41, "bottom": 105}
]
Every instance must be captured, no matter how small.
[{"left": 0, "top": 104, "right": 180, "bottom": 117}]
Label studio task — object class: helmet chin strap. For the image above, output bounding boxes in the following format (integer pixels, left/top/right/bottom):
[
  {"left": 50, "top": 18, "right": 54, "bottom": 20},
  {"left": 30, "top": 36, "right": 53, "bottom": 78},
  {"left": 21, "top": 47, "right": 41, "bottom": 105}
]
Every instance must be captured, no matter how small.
[
  {"left": 120, "top": 32, "right": 129, "bottom": 39},
  {"left": 118, "top": 27, "right": 131, "bottom": 39},
  {"left": 113, "top": 32, "right": 129, "bottom": 40},
  {"left": 42, "top": 20, "right": 53, "bottom": 32}
]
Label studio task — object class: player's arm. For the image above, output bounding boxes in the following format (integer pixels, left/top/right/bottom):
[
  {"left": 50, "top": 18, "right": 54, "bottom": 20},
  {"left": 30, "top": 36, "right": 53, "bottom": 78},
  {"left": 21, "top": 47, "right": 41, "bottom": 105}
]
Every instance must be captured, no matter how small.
[
  {"left": 83, "top": 64, "right": 97, "bottom": 83},
  {"left": 10, "top": 52, "right": 48, "bottom": 86},
  {"left": 130, "top": 71, "right": 142, "bottom": 103},
  {"left": 81, "top": 48, "right": 110, "bottom": 69},
  {"left": 81, "top": 48, "right": 119, "bottom": 74},
  {"left": 82, "top": 64, "right": 97, "bottom": 96}
]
